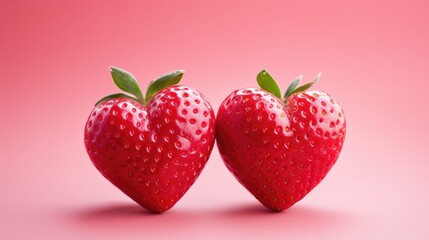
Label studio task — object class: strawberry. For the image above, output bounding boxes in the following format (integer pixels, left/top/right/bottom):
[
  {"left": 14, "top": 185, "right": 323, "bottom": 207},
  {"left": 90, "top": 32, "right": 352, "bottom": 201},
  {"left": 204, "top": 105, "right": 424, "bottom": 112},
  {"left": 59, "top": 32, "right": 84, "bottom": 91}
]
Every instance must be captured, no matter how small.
[
  {"left": 216, "top": 70, "right": 346, "bottom": 211},
  {"left": 84, "top": 67, "right": 215, "bottom": 213}
]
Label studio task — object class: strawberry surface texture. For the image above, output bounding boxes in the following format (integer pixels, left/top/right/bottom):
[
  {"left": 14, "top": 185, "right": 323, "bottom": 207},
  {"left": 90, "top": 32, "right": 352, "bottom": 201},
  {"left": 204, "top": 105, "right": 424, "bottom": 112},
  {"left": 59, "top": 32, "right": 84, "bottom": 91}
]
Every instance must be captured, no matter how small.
[
  {"left": 216, "top": 70, "right": 346, "bottom": 211},
  {"left": 84, "top": 67, "right": 215, "bottom": 213}
]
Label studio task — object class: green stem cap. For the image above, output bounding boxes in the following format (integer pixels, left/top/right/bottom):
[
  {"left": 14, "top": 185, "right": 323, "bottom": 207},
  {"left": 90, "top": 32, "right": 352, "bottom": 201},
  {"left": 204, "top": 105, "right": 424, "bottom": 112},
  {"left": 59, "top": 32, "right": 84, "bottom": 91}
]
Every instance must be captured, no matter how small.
[
  {"left": 256, "top": 69, "right": 322, "bottom": 103},
  {"left": 95, "top": 67, "right": 184, "bottom": 106}
]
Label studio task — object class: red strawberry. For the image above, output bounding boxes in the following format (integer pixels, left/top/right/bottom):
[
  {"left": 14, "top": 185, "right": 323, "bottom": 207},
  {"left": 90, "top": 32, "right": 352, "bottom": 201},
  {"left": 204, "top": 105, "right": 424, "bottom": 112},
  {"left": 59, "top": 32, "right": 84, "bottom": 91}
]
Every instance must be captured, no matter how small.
[
  {"left": 84, "top": 67, "right": 215, "bottom": 213},
  {"left": 216, "top": 70, "right": 346, "bottom": 211}
]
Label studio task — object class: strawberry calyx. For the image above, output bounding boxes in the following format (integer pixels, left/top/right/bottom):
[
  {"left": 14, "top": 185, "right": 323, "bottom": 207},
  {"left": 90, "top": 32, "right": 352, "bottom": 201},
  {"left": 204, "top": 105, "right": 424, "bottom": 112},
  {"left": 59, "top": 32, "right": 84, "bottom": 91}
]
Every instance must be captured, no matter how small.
[
  {"left": 96, "top": 67, "right": 184, "bottom": 106},
  {"left": 256, "top": 69, "right": 321, "bottom": 103}
]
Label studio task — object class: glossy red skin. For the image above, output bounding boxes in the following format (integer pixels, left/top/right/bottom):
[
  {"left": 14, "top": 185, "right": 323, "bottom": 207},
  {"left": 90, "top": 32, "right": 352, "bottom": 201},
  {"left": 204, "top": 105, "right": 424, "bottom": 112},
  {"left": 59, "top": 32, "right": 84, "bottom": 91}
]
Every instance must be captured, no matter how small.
[
  {"left": 84, "top": 86, "right": 215, "bottom": 213},
  {"left": 216, "top": 88, "right": 346, "bottom": 211}
]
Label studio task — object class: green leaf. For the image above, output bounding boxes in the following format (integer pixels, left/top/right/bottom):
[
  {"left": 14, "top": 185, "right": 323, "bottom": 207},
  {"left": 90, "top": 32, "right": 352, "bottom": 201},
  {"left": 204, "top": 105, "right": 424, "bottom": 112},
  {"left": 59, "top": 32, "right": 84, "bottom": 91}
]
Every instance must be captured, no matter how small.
[
  {"left": 145, "top": 70, "right": 184, "bottom": 102},
  {"left": 256, "top": 69, "right": 282, "bottom": 99},
  {"left": 286, "top": 72, "right": 322, "bottom": 98},
  {"left": 288, "top": 82, "right": 315, "bottom": 95},
  {"left": 110, "top": 66, "right": 144, "bottom": 103},
  {"left": 95, "top": 93, "right": 138, "bottom": 106},
  {"left": 284, "top": 75, "right": 302, "bottom": 99},
  {"left": 314, "top": 72, "right": 322, "bottom": 82}
]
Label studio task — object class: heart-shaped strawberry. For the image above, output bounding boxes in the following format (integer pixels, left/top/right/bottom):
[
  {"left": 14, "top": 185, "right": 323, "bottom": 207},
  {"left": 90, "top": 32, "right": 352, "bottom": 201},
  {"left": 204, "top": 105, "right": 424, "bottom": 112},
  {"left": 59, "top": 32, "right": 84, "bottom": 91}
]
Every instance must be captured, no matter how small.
[
  {"left": 84, "top": 67, "right": 215, "bottom": 213},
  {"left": 216, "top": 70, "right": 346, "bottom": 211}
]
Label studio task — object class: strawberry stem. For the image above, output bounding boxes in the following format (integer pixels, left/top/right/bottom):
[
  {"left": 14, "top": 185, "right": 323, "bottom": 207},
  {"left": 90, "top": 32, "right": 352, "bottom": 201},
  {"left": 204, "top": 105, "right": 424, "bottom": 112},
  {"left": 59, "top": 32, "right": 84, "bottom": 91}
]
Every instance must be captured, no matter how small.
[
  {"left": 255, "top": 69, "right": 321, "bottom": 104},
  {"left": 96, "top": 67, "right": 184, "bottom": 106},
  {"left": 284, "top": 72, "right": 321, "bottom": 102}
]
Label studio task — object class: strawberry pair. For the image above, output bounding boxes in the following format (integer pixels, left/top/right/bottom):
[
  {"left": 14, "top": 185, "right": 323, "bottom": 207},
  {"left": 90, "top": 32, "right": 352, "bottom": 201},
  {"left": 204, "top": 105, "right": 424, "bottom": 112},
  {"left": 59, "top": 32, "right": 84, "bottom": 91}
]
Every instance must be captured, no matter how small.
[{"left": 84, "top": 67, "right": 346, "bottom": 213}]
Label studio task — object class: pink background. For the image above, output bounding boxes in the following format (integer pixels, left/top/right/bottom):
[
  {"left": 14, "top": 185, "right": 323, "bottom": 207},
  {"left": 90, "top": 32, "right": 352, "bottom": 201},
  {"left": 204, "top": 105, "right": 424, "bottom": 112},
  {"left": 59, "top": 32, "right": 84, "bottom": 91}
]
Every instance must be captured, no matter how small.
[{"left": 1, "top": 0, "right": 428, "bottom": 239}]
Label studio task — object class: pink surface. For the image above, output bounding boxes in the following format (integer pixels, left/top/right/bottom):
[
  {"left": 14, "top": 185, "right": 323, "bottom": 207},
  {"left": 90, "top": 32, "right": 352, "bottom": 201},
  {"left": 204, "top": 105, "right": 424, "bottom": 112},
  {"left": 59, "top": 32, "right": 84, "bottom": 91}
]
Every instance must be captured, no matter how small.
[{"left": 1, "top": 0, "right": 428, "bottom": 239}]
